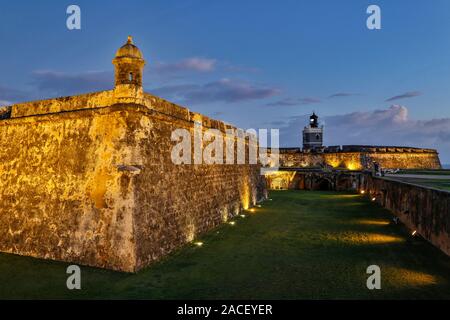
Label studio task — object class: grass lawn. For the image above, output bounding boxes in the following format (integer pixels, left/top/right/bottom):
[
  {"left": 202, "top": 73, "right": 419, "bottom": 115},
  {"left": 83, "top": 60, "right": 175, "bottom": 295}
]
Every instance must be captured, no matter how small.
[
  {"left": 406, "top": 179, "right": 450, "bottom": 191},
  {"left": 0, "top": 191, "right": 449, "bottom": 299},
  {"left": 398, "top": 169, "right": 450, "bottom": 175},
  {"left": 388, "top": 177, "right": 450, "bottom": 191}
]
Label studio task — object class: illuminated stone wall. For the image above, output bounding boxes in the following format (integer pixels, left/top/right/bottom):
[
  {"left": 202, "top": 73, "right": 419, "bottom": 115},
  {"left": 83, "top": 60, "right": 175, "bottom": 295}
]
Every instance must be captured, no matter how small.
[
  {"left": 265, "top": 170, "right": 362, "bottom": 191},
  {"left": 363, "top": 175, "right": 450, "bottom": 256},
  {"left": 0, "top": 98, "right": 266, "bottom": 272},
  {"left": 362, "top": 151, "right": 441, "bottom": 169},
  {"left": 0, "top": 106, "right": 137, "bottom": 271},
  {"left": 124, "top": 104, "right": 267, "bottom": 270},
  {"left": 278, "top": 149, "right": 324, "bottom": 167},
  {"left": 323, "top": 152, "right": 364, "bottom": 170},
  {"left": 277, "top": 149, "right": 441, "bottom": 170}
]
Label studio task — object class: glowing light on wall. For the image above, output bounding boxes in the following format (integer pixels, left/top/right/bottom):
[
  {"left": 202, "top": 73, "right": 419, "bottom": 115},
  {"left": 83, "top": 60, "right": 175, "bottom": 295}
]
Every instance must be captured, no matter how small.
[
  {"left": 346, "top": 161, "right": 359, "bottom": 171},
  {"left": 221, "top": 207, "right": 229, "bottom": 222},
  {"left": 327, "top": 159, "right": 340, "bottom": 168},
  {"left": 185, "top": 223, "right": 196, "bottom": 242},
  {"left": 360, "top": 190, "right": 365, "bottom": 194},
  {"left": 264, "top": 170, "right": 296, "bottom": 190},
  {"left": 241, "top": 182, "right": 250, "bottom": 210},
  {"left": 252, "top": 190, "right": 257, "bottom": 206}
]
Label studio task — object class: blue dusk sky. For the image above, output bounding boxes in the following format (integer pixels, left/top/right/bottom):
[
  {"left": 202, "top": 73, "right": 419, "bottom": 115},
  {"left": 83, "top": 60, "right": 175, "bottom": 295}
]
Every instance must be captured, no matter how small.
[{"left": 1, "top": 0, "right": 450, "bottom": 162}]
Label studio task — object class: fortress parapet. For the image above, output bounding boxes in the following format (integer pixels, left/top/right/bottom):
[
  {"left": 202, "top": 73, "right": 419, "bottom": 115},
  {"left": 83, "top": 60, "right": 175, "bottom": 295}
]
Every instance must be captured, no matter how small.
[{"left": 276, "top": 143, "right": 441, "bottom": 170}]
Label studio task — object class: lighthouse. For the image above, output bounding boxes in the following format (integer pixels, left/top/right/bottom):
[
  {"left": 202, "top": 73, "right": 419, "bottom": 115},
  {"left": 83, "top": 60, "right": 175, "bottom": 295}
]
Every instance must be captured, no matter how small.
[{"left": 302, "top": 112, "right": 323, "bottom": 151}]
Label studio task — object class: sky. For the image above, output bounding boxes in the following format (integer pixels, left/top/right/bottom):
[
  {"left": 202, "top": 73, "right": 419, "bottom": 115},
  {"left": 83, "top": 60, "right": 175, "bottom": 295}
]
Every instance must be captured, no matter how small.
[{"left": 0, "top": 0, "right": 450, "bottom": 163}]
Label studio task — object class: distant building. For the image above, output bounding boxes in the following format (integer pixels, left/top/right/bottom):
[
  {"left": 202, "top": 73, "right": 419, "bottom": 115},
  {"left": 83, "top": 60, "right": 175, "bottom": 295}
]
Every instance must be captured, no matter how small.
[{"left": 302, "top": 112, "right": 323, "bottom": 151}]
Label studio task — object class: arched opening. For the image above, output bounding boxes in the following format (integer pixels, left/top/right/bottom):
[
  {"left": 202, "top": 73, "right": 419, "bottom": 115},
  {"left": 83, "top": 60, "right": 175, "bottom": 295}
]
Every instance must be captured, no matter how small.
[
  {"left": 317, "top": 178, "right": 332, "bottom": 190},
  {"left": 129, "top": 72, "right": 134, "bottom": 81}
]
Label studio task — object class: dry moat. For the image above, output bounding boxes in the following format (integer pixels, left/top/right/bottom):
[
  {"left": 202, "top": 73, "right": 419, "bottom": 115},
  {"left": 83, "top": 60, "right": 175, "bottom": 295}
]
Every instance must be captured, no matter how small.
[{"left": 1, "top": 190, "right": 449, "bottom": 299}]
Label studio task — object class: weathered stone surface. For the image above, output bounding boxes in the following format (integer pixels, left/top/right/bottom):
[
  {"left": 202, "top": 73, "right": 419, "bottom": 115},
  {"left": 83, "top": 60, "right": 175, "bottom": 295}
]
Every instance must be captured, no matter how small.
[
  {"left": 276, "top": 149, "right": 441, "bottom": 170},
  {"left": 0, "top": 107, "right": 137, "bottom": 271},
  {"left": 362, "top": 175, "right": 450, "bottom": 256},
  {"left": 0, "top": 106, "right": 11, "bottom": 119},
  {"left": 0, "top": 103, "right": 266, "bottom": 272},
  {"left": 0, "top": 37, "right": 268, "bottom": 272},
  {"left": 119, "top": 106, "right": 267, "bottom": 270}
]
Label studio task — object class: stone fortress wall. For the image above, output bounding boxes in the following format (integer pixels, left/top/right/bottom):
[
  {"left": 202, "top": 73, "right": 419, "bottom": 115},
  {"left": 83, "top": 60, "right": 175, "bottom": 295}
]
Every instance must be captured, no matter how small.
[
  {"left": 277, "top": 145, "right": 441, "bottom": 170},
  {"left": 0, "top": 37, "right": 267, "bottom": 272},
  {"left": 0, "top": 91, "right": 267, "bottom": 272},
  {"left": 362, "top": 175, "right": 450, "bottom": 256}
]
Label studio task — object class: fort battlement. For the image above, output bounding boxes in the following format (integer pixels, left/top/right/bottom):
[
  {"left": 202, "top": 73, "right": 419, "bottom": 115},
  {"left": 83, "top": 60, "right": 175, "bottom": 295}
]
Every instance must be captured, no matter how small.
[
  {"left": 275, "top": 146, "right": 441, "bottom": 170},
  {"left": 274, "top": 113, "right": 442, "bottom": 170},
  {"left": 0, "top": 38, "right": 266, "bottom": 272},
  {"left": 6, "top": 90, "right": 240, "bottom": 134}
]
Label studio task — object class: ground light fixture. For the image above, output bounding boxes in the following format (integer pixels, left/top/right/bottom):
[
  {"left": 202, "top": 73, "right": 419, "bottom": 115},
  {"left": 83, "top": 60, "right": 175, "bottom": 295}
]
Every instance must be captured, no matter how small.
[
  {"left": 194, "top": 241, "right": 204, "bottom": 247},
  {"left": 229, "top": 221, "right": 236, "bottom": 226},
  {"left": 360, "top": 190, "right": 365, "bottom": 194},
  {"left": 412, "top": 230, "right": 417, "bottom": 237},
  {"left": 371, "top": 197, "right": 376, "bottom": 201}
]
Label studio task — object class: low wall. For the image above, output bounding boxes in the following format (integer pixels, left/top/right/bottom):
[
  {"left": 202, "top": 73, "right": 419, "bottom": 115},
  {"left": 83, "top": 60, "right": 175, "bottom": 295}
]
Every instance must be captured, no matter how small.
[
  {"left": 277, "top": 149, "right": 441, "bottom": 170},
  {"left": 363, "top": 175, "right": 450, "bottom": 256},
  {"left": 363, "top": 152, "right": 441, "bottom": 169},
  {"left": 278, "top": 150, "right": 323, "bottom": 168},
  {"left": 0, "top": 104, "right": 266, "bottom": 272}
]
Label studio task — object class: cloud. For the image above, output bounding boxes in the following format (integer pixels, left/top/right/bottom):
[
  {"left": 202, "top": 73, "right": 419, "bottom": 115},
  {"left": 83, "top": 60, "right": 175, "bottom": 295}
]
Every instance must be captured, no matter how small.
[
  {"left": 151, "top": 78, "right": 280, "bottom": 104},
  {"left": 328, "top": 92, "right": 360, "bottom": 98},
  {"left": 279, "top": 105, "right": 450, "bottom": 163},
  {"left": 154, "top": 57, "right": 217, "bottom": 75},
  {"left": 385, "top": 91, "right": 422, "bottom": 102},
  {"left": 31, "top": 70, "right": 112, "bottom": 96},
  {"left": 266, "top": 97, "right": 321, "bottom": 107}
]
